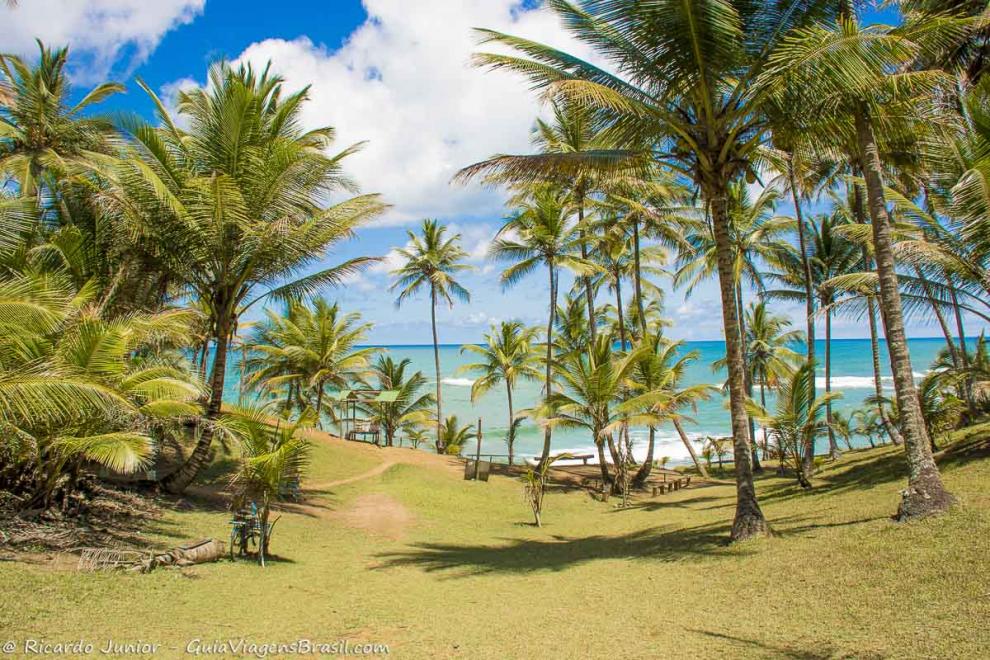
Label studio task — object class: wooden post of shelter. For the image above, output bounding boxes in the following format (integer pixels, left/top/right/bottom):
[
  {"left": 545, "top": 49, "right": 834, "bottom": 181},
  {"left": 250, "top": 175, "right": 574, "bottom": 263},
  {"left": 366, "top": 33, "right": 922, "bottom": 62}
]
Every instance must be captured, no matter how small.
[{"left": 474, "top": 417, "right": 482, "bottom": 480}]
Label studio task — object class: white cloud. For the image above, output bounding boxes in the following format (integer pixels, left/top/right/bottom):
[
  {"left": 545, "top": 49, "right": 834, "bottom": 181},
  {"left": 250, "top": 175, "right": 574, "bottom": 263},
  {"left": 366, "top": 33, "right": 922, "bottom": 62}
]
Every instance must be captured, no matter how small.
[
  {"left": 229, "top": 0, "right": 600, "bottom": 226},
  {"left": 0, "top": 0, "right": 204, "bottom": 81}
]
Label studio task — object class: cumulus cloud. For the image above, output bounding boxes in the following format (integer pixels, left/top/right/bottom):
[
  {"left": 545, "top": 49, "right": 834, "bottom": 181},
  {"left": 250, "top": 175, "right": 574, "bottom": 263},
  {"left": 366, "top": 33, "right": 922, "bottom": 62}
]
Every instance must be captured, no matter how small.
[
  {"left": 0, "top": 0, "right": 204, "bottom": 80},
  {"left": 229, "top": 0, "right": 600, "bottom": 226}
]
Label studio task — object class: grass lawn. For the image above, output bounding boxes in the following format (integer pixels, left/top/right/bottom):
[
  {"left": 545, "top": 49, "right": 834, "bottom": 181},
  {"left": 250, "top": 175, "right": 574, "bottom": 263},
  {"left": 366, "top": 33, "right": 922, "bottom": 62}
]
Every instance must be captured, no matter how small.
[{"left": 2, "top": 426, "right": 989, "bottom": 658}]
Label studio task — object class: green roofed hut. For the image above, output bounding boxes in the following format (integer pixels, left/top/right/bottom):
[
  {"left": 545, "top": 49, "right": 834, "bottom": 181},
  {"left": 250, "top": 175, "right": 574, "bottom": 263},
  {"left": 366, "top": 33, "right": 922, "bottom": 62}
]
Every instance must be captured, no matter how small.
[{"left": 330, "top": 389, "right": 400, "bottom": 446}]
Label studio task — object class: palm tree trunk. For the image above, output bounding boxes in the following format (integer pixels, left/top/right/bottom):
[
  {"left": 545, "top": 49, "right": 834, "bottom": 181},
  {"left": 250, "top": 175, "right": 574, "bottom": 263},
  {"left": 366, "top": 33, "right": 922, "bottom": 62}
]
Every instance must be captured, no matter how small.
[
  {"left": 916, "top": 267, "right": 960, "bottom": 367},
  {"left": 867, "top": 292, "right": 903, "bottom": 446},
  {"left": 164, "top": 315, "right": 232, "bottom": 494},
  {"left": 825, "top": 304, "right": 840, "bottom": 459},
  {"left": 538, "top": 265, "right": 558, "bottom": 467},
  {"left": 857, "top": 207, "right": 903, "bottom": 448},
  {"left": 316, "top": 378, "right": 325, "bottom": 429},
  {"left": 633, "top": 426, "right": 656, "bottom": 487},
  {"left": 789, "top": 159, "right": 817, "bottom": 388},
  {"left": 577, "top": 195, "right": 597, "bottom": 344},
  {"left": 709, "top": 192, "right": 768, "bottom": 541},
  {"left": 673, "top": 418, "right": 708, "bottom": 478},
  {"left": 595, "top": 435, "right": 610, "bottom": 486},
  {"left": 431, "top": 285, "right": 444, "bottom": 453},
  {"left": 947, "top": 275, "right": 978, "bottom": 419},
  {"left": 737, "top": 281, "right": 761, "bottom": 472},
  {"left": 759, "top": 381, "right": 769, "bottom": 461},
  {"left": 632, "top": 215, "right": 647, "bottom": 337},
  {"left": 855, "top": 109, "right": 953, "bottom": 519},
  {"left": 615, "top": 277, "right": 627, "bottom": 350},
  {"left": 506, "top": 382, "right": 515, "bottom": 466},
  {"left": 198, "top": 341, "right": 209, "bottom": 381}
]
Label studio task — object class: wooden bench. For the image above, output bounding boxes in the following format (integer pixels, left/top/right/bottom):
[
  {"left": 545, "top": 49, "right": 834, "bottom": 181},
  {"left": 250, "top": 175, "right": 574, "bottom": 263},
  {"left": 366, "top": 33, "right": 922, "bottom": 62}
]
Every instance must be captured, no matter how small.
[{"left": 553, "top": 453, "right": 595, "bottom": 465}]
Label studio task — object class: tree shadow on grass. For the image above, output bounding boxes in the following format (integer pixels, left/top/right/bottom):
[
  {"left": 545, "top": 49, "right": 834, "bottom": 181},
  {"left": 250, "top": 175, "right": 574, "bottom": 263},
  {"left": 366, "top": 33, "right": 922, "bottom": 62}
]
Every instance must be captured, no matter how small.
[
  {"left": 766, "top": 513, "right": 887, "bottom": 538},
  {"left": 754, "top": 450, "right": 907, "bottom": 505},
  {"left": 686, "top": 628, "right": 844, "bottom": 660},
  {"left": 375, "top": 520, "right": 746, "bottom": 577},
  {"left": 619, "top": 494, "right": 728, "bottom": 513}
]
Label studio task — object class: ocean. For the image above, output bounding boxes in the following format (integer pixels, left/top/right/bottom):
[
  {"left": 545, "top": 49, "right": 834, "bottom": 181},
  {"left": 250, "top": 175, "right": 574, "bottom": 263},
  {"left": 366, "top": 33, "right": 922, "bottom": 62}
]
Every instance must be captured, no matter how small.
[{"left": 220, "top": 337, "right": 957, "bottom": 465}]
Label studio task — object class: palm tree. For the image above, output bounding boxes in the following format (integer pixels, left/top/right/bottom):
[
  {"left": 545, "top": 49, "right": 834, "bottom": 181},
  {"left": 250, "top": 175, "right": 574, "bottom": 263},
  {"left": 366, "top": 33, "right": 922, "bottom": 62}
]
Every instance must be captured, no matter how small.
[
  {"left": 244, "top": 299, "right": 375, "bottom": 420},
  {"left": 106, "top": 62, "right": 385, "bottom": 493},
  {"left": 626, "top": 332, "right": 715, "bottom": 485},
  {"left": 767, "top": 211, "right": 861, "bottom": 462},
  {"left": 489, "top": 184, "right": 595, "bottom": 466},
  {"left": 458, "top": 321, "right": 541, "bottom": 464},
  {"left": 0, "top": 274, "right": 202, "bottom": 509},
  {"left": 541, "top": 334, "right": 644, "bottom": 488},
  {"left": 748, "top": 361, "right": 843, "bottom": 489},
  {"left": 0, "top": 41, "right": 123, "bottom": 197},
  {"left": 439, "top": 415, "right": 477, "bottom": 456},
  {"left": 762, "top": 9, "right": 958, "bottom": 518},
  {"left": 225, "top": 406, "right": 313, "bottom": 561},
  {"left": 391, "top": 219, "right": 471, "bottom": 453},
  {"left": 469, "top": 0, "right": 842, "bottom": 539},
  {"left": 742, "top": 301, "right": 802, "bottom": 459},
  {"left": 852, "top": 407, "right": 883, "bottom": 448},
  {"left": 588, "top": 221, "right": 667, "bottom": 351},
  {"left": 678, "top": 181, "right": 791, "bottom": 470},
  {"left": 458, "top": 99, "right": 632, "bottom": 342},
  {"left": 364, "top": 355, "right": 435, "bottom": 447}
]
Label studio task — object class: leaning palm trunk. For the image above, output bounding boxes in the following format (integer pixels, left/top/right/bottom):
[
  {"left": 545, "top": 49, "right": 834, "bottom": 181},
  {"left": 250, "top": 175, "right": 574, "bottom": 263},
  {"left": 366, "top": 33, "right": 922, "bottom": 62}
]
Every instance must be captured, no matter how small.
[
  {"left": 947, "top": 276, "right": 978, "bottom": 419},
  {"left": 855, "top": 110, "right": 952, "bottom": 519},
  {"left": 710, "top": 194, "right": 768, "bottom": 540},
  {"left": 164, "top": 317, "right": 231, "bottom": 493},
  {"left": 673, "top": 418, "right": 708, "bottom": 479}
]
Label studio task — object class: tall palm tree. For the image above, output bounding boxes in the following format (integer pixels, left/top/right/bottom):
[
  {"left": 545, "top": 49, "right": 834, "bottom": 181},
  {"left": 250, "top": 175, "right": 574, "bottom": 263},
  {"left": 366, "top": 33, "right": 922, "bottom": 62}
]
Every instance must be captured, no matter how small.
[
  {"left": 106, "top": 62, "right": 386, "bottom": 493},
  {"left": 678, "top": 181, "right": 791, "bottom": 470},
  {"left": 457, "top": 321, "right": 541, "bottom": 464},
  {"left": 363, "top": 355, "right": 435, "bottom": 447},
  {"left": 489, "top": 184, "right": 595, "bottom": 466},
  {"left": 469, "top": 0, "right": 842, "bottom": 539},
  {"left": 762, "top": 9, "right": 959, "bottom": 518},
  {"left": 587, "top": 219, "right": 667, "bottom": 350},
  {"left": 767, "top": 211, "right": 861, "bottom": 462},
  {"left": 391, "top": 219, "right": 471, "bottom": 453},
  {"left": 0, "top": 41, "right": 123, "bottom": 197},
  {"left": 458, "top": 100, "right": 633, "bottom": 342}
]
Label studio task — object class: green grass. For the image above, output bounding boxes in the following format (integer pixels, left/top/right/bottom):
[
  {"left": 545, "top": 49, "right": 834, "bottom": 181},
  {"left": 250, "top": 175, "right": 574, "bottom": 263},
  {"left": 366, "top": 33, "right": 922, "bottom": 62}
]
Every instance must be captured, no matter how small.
[{"left": 2, "top": 427, "right": 989, "bottom": 658}]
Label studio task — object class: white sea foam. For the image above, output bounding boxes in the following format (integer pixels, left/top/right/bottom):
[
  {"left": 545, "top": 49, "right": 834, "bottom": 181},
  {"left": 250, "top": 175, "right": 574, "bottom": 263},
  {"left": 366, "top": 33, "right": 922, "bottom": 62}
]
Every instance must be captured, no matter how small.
[
  {"left": 441, "top": 377, "right": 475, "bottom": 387},
  {"left": 816, "top": 372, "right": 926, "bottom": 390}
]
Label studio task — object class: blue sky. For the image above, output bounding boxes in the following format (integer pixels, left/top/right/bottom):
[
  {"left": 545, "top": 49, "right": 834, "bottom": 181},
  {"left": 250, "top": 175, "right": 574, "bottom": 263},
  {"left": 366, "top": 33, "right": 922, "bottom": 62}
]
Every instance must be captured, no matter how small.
[{"left": 2, "top": 1, "right": 977, "bottom": 345}]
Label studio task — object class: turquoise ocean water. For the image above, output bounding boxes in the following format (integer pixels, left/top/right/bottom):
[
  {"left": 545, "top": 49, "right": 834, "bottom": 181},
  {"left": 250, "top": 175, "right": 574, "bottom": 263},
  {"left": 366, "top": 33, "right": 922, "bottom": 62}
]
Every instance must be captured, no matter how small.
[{"left": 220, "top": 337, "right": 958, "bottom": 465}]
